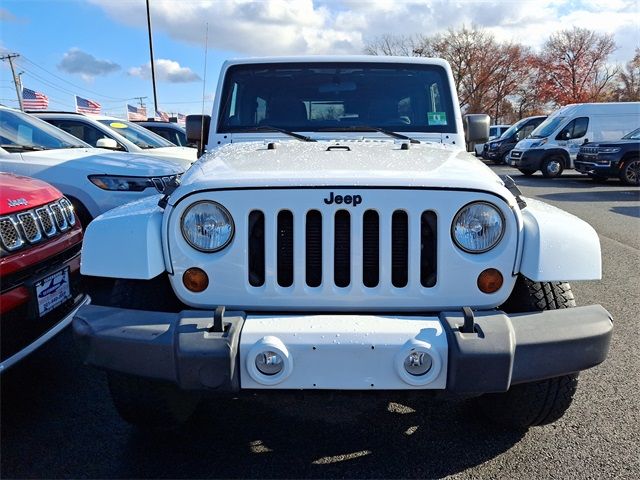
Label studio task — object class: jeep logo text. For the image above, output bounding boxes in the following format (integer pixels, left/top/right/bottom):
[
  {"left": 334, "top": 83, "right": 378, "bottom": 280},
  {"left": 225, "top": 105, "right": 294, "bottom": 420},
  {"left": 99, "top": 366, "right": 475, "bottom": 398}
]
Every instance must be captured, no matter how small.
[{"left": 323, "top": 192, "right": 362, "bottom": 206}]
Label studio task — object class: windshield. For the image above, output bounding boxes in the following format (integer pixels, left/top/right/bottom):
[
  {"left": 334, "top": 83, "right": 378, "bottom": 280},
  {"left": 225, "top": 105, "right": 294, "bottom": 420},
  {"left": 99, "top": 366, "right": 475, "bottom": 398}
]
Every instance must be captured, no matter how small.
[
  {"left": 498, "top": 118, "right": 530, "bottom": 140},
  {"left": 622, "top": 127, "right": 640, "bottom": 140},
  {"left": 218, "top": 62, "right": 457, "bottom": 134},
  {"left": 0, "top": 109, "right": 89, "bottom": 151},
  {"left": 98, "top": 119, "right": 174, "bottom": 149},
  {"left": 530, "top": 116, "right": 566, "bottom": 138}
]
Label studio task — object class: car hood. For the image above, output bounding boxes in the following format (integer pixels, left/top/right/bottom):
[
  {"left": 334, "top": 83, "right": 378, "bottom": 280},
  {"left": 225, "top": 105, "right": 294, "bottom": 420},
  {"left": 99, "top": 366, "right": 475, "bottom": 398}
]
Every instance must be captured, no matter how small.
[
  {"left": 170, "top": 140, "right": 515, "bottom": 205},
  {"left": 583, "top": 139, "right": 638, "bottom": 148},
  {"left": 20, "top": 148, "right": 184, "bottom": 175},
  {"left": 0, "top": 172, "right": 62, "bottom": 215},
  {"left": 142, "top": 146, "right": 197, "bottom": 165}
]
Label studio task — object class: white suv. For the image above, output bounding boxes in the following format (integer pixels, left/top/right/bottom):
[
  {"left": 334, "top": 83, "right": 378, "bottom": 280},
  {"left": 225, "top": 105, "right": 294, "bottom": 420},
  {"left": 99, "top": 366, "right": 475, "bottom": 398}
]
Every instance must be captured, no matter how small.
[
  {"left": 34, "top": 112, "right": 196, "bottom": 169},
  {"left": 74, "top": 56, "right": 611, "bottom": 431},
  {"left": 0, "top": 107, "right": 183, "bottom": 226}
]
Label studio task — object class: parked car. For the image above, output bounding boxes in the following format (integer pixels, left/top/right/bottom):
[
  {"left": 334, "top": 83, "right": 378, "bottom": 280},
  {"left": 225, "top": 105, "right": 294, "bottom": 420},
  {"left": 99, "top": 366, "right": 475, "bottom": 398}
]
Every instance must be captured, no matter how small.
[
  {"left": 0, "top": 172, "right": 89, "bottom": 371},
  {"left": 0, "top": 106, "right": 183, "bottom": 226},
  {"left": 483, "top": 116, "right": 546, "bottom": 164},
  {"left": 75, "top": 56, "right": 611, "bottom": 431},
  {"left": 32, "top": 112, "right": 196, "bottom": 169},
  {"left": 575, "top": 127, "right": 640, "bottom": 185},
  {"left": 474, "top": 124, "right": 510, "bottom": 156},
  {"left": 509, "top": 102, "right": 640, "bottom": 177},
  {"left": 133, "top": 121, "right": 189, "bottom": 147}
]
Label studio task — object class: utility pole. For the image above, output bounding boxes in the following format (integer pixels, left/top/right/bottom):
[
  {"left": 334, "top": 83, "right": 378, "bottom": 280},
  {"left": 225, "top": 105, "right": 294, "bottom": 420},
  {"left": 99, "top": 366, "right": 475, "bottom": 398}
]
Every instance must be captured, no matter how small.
[
  {"left": 1, "top": 53, "right": 24, "bottom": 111},
  {"left": 146, "top": 0, "right": 158, "bottom": 115},
  {"left": 134, "top": 96, "right": 147, "bottom": 110}
]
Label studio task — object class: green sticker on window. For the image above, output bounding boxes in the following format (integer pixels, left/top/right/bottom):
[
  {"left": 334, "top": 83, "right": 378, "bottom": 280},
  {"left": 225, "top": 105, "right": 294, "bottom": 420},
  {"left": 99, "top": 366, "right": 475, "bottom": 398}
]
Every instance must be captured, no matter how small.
[{"left": 428, "top": 112, "right": 447, "bottom": 126}]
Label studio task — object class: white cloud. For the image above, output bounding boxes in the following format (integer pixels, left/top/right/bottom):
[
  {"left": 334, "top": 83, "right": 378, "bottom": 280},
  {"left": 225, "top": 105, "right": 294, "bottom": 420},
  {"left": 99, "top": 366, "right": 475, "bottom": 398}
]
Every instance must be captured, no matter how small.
[
  {"left": 89, "top": 0, "right": 640, "bottom": 60},
  {"left": 128, "top": 59, "right": 201, "bottom": 83}
]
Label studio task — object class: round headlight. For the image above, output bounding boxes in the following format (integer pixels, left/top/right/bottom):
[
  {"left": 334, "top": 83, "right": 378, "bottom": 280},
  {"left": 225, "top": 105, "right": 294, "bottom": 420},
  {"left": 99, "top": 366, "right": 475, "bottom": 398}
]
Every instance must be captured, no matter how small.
[
  {"left": 181, "top": 201, "right": 234, "bottom": 252},
  {"left": 452, "top": 202, "right": 505, "bottom": 253}
]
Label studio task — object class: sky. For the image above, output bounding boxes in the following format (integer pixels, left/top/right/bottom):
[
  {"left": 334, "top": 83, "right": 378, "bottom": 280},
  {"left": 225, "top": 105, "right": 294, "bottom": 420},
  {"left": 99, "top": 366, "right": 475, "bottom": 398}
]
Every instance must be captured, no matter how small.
[{"left": 1, "top": 0, "right": 639, "bottom": 117}]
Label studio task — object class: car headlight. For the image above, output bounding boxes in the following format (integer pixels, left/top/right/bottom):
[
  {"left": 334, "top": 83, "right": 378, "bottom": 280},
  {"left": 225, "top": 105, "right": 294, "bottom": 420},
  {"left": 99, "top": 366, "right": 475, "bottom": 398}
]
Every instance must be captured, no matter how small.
[
  {"left": 452, "top": 202, "right": 505, "bottom": 253},
  {"left": 181, "top": 201, "right": 234, "bottom": 252},
  {"left": 88, "top": 175, "right": 154, "bottom": 192},
  {"left": 597, "top": 147, "right": 621, "bottom": 154},
  {"left": 529, "top": 138, "right": 547, "bottom": 148}
]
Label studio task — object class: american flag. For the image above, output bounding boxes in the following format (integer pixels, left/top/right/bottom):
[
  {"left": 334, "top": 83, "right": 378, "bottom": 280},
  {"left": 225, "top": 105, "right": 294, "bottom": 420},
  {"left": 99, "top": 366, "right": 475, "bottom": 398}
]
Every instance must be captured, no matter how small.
[
  {"left": 22, "top": 87, "right": 49, "bottom": 110},
  {"left": 75, "top": 95, "right": 101, "bottom": 115},
  {"left": 177, "top": 113, "right": 186, "bottom": 125},
  {"left": 155, "top": 109, "right": 170, "bottom": 122},
  {"left": 127, "top": 104, "right": 147, "bottom": 121}
]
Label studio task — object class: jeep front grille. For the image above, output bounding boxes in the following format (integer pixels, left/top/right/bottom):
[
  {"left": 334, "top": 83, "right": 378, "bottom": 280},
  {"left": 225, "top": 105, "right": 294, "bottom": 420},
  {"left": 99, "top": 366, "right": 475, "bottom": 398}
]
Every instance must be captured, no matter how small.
[
  {"left": 248, "top": 208, "right": 437, "bottom": 289},
  {"left": 0, "top": 199, "right": 75, "bottom": 254}
]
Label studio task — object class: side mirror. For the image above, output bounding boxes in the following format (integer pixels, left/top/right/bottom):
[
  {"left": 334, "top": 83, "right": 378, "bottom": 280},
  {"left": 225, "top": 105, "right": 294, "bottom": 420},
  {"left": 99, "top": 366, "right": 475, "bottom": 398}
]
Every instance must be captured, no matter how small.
[
  {"left": 186, "top": 114, "right": 211, "bottom": 157},
  {"left": 464, "top": 114, "right": 490, "bottom": 147},
  {"left": 96, "top": 137, "right": 120, "bottom": 150}
]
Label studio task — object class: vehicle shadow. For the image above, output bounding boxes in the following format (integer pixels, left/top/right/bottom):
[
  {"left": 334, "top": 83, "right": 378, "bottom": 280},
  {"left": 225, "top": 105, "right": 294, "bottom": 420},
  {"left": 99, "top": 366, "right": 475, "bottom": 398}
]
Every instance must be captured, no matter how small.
[
  {"left": 610, "top": 206, "right": 640, "bottom": 218},
  {"left": 116, "top": 393, "right": 525, "bottom": 479},
  {"left": 537, "top": 189, "right": 640, "bottom": 203}
]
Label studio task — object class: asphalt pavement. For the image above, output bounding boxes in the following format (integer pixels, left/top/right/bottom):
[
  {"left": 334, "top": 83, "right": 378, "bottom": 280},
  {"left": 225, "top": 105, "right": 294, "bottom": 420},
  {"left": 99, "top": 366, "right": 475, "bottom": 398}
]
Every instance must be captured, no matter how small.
[{"left": 2, "top": 165, "right": 639, "bottom": 479}]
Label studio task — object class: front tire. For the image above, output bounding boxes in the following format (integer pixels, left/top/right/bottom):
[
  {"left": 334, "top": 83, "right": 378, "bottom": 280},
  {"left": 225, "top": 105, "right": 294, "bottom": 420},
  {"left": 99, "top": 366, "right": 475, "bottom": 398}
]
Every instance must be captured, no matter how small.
[
  {"left": 107, "top": 275, "right": 198, "bottom": 429},
  {"left": 619, "top": 157, "right": 640, "bottom": 186},
  {"left": 474, "top": 276, "right": 579, "bottom": 428},
  {"left": 541, "top": 156, "right": 564, "bottom": 178}
]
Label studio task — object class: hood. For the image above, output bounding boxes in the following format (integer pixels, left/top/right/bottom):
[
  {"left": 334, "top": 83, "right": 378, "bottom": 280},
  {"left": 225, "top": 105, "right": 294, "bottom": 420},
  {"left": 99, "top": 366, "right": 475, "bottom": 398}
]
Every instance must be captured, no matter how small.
[
  {"left": 584, "top": 139, "right": 637, "bottom": 148},
  {"left": 143, "top": 146, "right": 197, "bottom": 165},
  {"left": 21, "top": 148, "right": 184, "bottom": 176},
  {"left": 0, "top": 172, "right": 62, "bottom": 215},
  {"left": 171, "top": 140, "right": 514, "bottom": 205}
]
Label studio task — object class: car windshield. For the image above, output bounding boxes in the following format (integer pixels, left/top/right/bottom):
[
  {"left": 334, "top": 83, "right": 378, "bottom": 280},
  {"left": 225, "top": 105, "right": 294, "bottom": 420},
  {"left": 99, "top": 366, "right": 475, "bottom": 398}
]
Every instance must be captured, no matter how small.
[
  {"left": 499, "top": 118, "right": 530, "bottom": 140},
  {"left": 0, "top": 109, "right": 89, "bottom": 151},
  {"left": 530, "top": 116, "right": 566, "bottom": 138},
  {"left": 622, "top": 127, "right": 640, "bottom": 140},
  {"left": 98, "top": 119, "right": 174, "bottom": 149},
  {"left": 218, "top": 62, "right": 457, "bottom": 134}
]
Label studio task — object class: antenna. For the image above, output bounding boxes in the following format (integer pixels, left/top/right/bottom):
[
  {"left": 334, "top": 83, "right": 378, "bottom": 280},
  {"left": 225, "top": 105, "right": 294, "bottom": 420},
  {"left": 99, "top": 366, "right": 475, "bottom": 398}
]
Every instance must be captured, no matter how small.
[{"left": 200, "top": 22, "right": 209, "bottom": 150}]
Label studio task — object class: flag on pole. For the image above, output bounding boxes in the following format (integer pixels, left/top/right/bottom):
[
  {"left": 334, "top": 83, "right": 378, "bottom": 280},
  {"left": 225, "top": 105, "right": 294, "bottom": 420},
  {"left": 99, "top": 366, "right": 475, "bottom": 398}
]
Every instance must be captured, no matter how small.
[
  {"left": 155, "top": 109, "right": 170, "bottom": 121},
  {"left": 127, "top": 104, "right": 147, "bottom": 121},
  {"left": 22, "top": 87, "right": 49, "bottom": 110},
  {"left": 75, "top": 95, "right": 101, "bottom": 115},
  {"left": 177, "top": 113, "right": 186, "bottom": 125}
]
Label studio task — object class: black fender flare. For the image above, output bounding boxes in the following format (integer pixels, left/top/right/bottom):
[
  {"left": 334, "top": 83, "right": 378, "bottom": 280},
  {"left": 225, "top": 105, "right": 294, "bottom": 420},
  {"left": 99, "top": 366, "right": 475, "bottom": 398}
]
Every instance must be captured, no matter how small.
[{"left": 542, "top": 148, "right": 571, "bottom": 168}]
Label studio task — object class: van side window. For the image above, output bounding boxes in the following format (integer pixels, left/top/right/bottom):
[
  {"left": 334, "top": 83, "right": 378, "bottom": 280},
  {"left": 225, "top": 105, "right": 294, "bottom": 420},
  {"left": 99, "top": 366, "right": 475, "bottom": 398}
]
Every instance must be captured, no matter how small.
[{"left": 556, "top": 117, "right": 589, "bottom": 140}]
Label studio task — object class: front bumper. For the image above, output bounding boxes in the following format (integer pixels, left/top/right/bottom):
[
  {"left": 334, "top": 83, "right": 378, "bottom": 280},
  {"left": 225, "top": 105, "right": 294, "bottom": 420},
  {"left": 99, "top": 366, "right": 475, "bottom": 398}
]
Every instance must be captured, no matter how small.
[
  {"left": 575, "top": 156, "right": 618, "bottom": 177},
  {"left": 509, "top": 149, "right": 546, "bottom": 170},
  {"left": 73, "top": 305, "right": 612, "bottom": 393}
]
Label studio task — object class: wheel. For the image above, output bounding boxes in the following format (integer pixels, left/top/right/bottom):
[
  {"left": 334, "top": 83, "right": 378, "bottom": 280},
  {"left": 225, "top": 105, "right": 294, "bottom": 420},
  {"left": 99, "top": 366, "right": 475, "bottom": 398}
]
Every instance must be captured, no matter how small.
[
  {"left": 619, "top": 157, "right": 640, "bottom": 186},
  {"left": 500, "top": 151, "right": 511, "bottom": 165},
  {"left": 541, "top": 156, "right": 564, "bottom": 178},
  {"left": 474, "top": 276, "right": 579, "bottom": 428},
  {"left": 108, "top": 275, "right": 198, "bottom": 428},
  {"left": 110, "top": 274, "right": 184, "bottom": 312},
  {"left": 107, "top": 372, "right": 200, "bottom": 430},
  {"left": 518, "top": 168, "right": 535, "bottom": 176}
]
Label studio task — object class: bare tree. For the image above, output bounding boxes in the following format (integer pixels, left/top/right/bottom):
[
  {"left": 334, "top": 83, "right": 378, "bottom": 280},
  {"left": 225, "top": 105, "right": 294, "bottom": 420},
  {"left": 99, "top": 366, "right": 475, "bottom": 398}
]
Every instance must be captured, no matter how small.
[{"left": 611, "top": 48, "right": 640, "bottom": 101}]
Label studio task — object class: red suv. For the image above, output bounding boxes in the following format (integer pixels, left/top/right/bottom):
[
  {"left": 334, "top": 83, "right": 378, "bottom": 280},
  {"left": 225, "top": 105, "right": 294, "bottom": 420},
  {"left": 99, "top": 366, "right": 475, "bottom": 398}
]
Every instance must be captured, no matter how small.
[{"left": 0, "top": 172, "right": 89, "bottom": 371}]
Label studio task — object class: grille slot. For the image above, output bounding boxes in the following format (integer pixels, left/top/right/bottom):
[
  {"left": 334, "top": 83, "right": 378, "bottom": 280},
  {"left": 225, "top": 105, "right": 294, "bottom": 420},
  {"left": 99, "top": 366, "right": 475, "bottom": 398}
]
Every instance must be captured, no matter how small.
[
  {"left": 334, "top": 210, "right": 351, "bottom": 287},
  {"left": 421, "top": 211, "right": 437, "bottom": 287},
  {"left": 50, "top": 203, "right": 68, "bottom": 231},
  {"left": 17, "top": 212, "right": 42, "bottom": 243},
  {"left": 0, "top": 217, "right": 23, "bottom": 251},
  {"left": 58, "top": 198, "right": 76, "bottom": 226},
  {"left": 362, "top": 210, "right": 379, "bottom": 287},
  {"left": 305, "top": 210, "right": 322, "bottom": 287},
  {"left": 248, "top": 210, "right": 265, "bottom": 287},
  {"left": 277, "top": 210, "right": 294, "bottom": 287},
  {"left": 391, "top": 210, "right": 408, "bottom": 288},
  {"left": 36, "top": 207, "right": 56, "bottom": 237}
]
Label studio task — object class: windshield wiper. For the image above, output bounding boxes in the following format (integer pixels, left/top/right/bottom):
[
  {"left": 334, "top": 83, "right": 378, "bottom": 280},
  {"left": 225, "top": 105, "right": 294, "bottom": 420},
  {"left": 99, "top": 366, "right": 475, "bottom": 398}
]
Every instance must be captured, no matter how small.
[
  {"left": 317, "top": 126, "right": 420, "bottom": 144},
  {"left": 0, "top": 144, "right": 47, "bottom": 152},
  {"left": 249, "top": 125, "right": 317, "bottom": 142}
]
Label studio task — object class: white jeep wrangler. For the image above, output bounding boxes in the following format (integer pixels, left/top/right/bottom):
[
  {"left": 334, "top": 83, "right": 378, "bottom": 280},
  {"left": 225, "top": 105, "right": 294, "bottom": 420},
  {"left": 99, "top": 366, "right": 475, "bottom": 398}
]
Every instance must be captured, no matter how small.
[{"left": 74, "top": 56, "right": 612, "bottom": 430}]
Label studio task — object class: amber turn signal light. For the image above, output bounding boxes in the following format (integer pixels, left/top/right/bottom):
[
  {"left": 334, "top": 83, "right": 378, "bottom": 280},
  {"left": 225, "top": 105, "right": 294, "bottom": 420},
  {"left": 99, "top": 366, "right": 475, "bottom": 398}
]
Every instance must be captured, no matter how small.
[
  {"left": 183, "top": 267, "right": 209, "bottom": 292},
  {"left": 477, "top": 268, "right": 503, "bottom": 294}
]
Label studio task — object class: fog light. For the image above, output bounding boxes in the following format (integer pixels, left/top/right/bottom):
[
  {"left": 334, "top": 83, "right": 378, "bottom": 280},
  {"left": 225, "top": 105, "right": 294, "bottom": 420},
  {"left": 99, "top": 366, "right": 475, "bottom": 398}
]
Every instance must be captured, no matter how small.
[
  {"left": 477, "top": 268, "right": 503, "bottom": 293},
  {"left": 255, "top": 351, "right": 284, "bottom": 376},
  {"left": 404, "top": 351, "right": 433, "bottom": 376},
  {"left": 183, "top": 267, "right": 209, "bottom": 292}
]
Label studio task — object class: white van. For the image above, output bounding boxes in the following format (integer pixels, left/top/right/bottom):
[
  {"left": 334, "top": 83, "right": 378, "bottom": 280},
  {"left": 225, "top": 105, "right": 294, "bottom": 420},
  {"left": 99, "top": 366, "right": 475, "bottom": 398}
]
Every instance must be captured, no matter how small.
[{"left": 509, "top": 102, "right": 640, "bottom": 178}]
